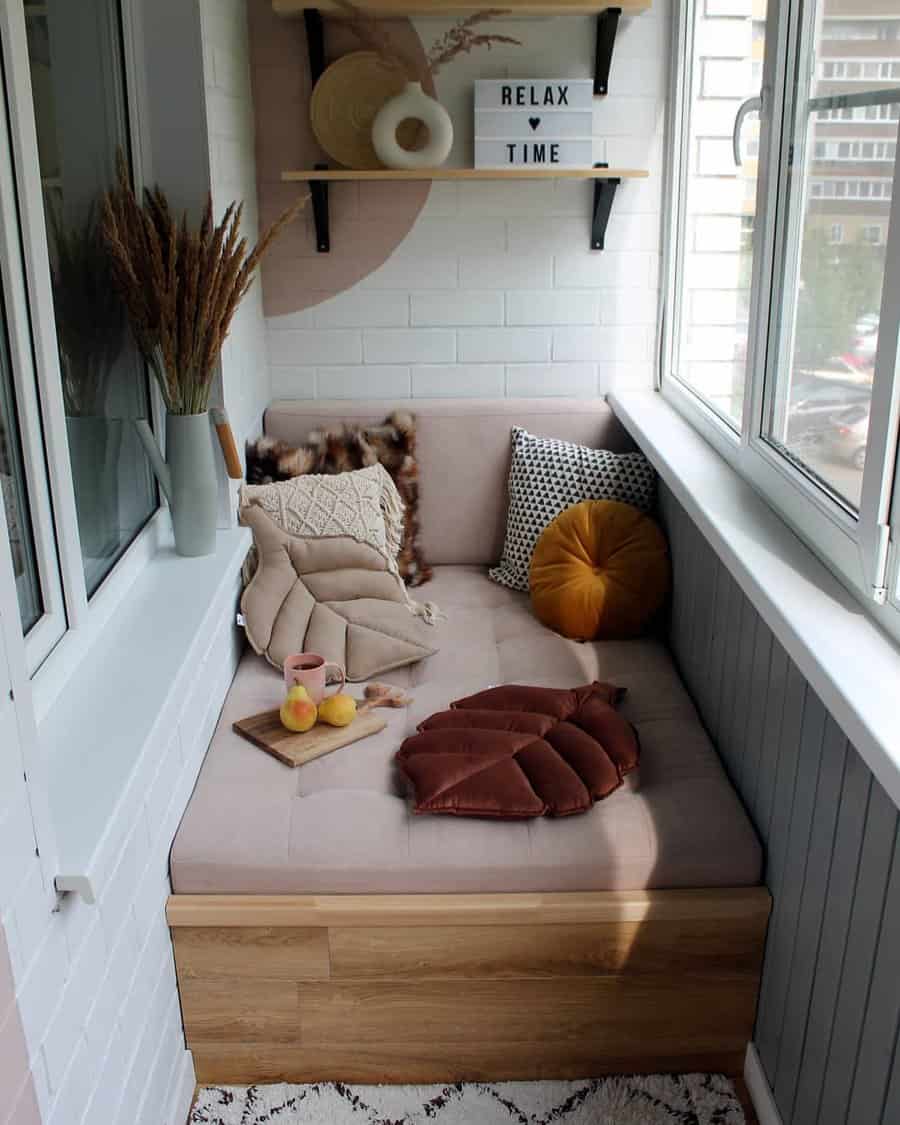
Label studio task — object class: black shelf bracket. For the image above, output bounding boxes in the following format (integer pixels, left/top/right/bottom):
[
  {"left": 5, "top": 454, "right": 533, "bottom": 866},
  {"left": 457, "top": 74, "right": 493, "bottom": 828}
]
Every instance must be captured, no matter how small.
[
  {"left": 304, "top": 10, "right": 331, "bottom": 252},
  {"left": 310, "top": 163, "right": 330, "bottom": 253},
  {"left": 594, "top": 7, "right": 622, "bottom": 96},
  {"left": 591, "top": 163, "right": 620, "bottom": 251}
]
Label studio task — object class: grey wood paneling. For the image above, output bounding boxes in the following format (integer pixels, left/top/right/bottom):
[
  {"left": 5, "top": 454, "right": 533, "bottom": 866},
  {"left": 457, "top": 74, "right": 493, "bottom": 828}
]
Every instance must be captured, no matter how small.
[{"left": 659, "top": 484, "right": 900, "bottom": 1125}]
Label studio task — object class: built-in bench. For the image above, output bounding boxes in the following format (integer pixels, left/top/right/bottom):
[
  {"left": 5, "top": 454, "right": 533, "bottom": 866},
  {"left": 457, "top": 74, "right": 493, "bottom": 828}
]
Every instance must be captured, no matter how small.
[{"left": 166, "top": 399, "right": 770, "bottom": 1085}]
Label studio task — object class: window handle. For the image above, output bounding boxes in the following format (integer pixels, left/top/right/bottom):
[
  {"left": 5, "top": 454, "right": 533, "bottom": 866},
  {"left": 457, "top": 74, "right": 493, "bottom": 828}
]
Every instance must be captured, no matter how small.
[{"left": 733, "top": 94, "right": 763, "bottom": 166}]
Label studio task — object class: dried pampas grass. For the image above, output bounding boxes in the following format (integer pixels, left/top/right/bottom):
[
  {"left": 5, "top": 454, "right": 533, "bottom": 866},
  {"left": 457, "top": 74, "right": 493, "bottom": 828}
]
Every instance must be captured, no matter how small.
[
  {"left": 102, "top": 152, "right": 306, "bottom": 415},
  {"left": 329, "top": 0, "right": 521, "bottom": 80}
]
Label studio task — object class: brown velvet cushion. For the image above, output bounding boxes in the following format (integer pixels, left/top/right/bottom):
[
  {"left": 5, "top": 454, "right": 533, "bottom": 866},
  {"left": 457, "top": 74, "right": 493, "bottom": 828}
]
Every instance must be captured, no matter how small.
[{"left": 395, "top": 682, "right": 639, "bottom": 819}]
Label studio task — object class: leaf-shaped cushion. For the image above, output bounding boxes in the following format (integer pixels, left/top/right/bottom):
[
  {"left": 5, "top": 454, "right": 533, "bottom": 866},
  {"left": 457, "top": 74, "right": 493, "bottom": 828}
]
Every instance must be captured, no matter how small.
[
  {"left": 395, "top": 682, "right": 638, "bottom": 819},
  {"left": 240, "top": 504, "right": 437, "bottom": 680}
]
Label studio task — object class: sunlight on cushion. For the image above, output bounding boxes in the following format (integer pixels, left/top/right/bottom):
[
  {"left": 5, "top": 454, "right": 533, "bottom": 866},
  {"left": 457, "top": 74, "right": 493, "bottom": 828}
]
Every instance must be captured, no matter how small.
[{"left": 529, "top": 500, "right": 670, "bottom": 641}]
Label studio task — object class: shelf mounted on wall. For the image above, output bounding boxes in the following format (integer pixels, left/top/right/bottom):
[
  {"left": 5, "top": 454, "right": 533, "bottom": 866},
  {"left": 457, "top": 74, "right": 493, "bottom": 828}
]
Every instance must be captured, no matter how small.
[{"left": 295, "top": 3, "right": 646, "bottom": 252}]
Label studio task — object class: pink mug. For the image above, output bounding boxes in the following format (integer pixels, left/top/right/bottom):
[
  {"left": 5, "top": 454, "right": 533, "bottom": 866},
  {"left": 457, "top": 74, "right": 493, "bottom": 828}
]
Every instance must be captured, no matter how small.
[{"left": 283, "top": 653, "right": 346, "bottom": 705}]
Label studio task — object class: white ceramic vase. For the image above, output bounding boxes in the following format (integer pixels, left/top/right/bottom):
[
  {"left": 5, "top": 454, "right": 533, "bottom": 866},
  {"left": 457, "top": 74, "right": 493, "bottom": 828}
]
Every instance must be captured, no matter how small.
[{"left": 371, "top": 81, "right": 453, "bottom": 170}]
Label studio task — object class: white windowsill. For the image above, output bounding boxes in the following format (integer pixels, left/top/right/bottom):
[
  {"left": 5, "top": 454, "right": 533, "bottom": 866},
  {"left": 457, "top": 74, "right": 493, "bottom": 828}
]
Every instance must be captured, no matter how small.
[
  {"left": 610, "top": 390, "right": 900, "bottom": 812},
  {"left": 41, "top": 525, "right": 250, "bottom": 904}
]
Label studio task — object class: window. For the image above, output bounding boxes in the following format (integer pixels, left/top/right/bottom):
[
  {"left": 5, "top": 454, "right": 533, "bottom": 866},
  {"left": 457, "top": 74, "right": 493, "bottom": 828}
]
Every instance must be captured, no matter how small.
[
  {"left": 665, "top": 0, "right": 769, "bottom": 428},
  {"left": 664, "top": 0, "right": 900, "bottom": 638},
  {"left": 25, "top": 1, "right": 157, "bottom": 597},
  {"left": 0, "top": 0, "right": 160, "bottom": 671},
  {"left": 0, "top": 301, "right": 42, "bottom": 632}
]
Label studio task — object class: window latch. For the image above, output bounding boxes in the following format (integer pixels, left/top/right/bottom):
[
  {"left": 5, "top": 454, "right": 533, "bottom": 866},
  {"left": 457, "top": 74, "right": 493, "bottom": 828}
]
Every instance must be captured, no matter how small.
[{"left": 871, "top": 523, "right": 890, "bottom": 605}]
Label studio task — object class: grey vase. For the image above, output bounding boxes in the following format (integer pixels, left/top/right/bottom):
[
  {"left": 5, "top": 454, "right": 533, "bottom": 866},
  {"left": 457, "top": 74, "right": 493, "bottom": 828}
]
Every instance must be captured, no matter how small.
[{"left": 136, "top": 412, "right": 217, "bottom": 557}]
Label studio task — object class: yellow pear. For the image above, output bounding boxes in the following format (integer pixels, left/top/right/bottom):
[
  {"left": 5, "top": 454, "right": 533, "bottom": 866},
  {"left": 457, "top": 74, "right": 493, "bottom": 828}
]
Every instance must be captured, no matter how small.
[
  {"left": 280, "top": 685, "right": 317, "bottom": 732},
  {"left": 317, "top": 693, "right": 357, "bottom": 727}
]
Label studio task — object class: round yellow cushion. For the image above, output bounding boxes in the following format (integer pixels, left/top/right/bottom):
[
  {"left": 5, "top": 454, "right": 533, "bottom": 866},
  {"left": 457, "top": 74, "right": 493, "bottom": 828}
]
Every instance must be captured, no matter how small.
[{"left": 529, "top": 500, "right": 670, "bottom": 641}]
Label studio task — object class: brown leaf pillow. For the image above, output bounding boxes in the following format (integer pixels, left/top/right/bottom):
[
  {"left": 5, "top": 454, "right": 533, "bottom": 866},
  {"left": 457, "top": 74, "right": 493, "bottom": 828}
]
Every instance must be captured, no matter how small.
[{"left": 395, "top": 682, "right": 639, "bottom": 819}]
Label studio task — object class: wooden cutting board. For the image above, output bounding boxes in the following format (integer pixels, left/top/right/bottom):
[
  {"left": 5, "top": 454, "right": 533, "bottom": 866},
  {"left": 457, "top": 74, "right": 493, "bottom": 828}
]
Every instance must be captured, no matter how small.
[{"left": 233, "top": 710, "right": 387, "bottom": 768}]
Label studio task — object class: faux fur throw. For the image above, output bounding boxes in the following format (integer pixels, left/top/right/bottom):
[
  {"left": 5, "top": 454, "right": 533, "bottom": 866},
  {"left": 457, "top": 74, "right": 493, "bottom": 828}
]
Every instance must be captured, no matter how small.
[{"left": 245, "top": 410, "right": 431, "bottom": 587}]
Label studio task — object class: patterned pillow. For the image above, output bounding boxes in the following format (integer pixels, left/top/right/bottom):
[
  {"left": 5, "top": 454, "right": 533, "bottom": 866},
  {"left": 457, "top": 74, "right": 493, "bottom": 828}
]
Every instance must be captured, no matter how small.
[{"left": 489, "top": 427, "right": 656, "bottom": 592}]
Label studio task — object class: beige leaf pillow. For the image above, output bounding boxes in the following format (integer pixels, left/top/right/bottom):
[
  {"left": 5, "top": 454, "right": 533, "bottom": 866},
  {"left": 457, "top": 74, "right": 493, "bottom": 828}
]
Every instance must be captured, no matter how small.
[{"left": 239, "top": 468, "right": 438, "bottom": 680}]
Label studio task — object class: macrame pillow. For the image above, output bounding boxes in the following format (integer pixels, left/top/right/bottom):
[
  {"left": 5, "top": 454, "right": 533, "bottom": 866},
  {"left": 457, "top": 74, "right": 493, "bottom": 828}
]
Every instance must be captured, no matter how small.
[
  {"left": 396, "top": 682, "right": 639, "bottom": 819},
  {"left": 240, "top": 466, "right": 438, "bottom": 680},
  {"left": 489, "top": 427, "right": 656, "bottom": 592},
  {"left": 245, "top": 410, "right": 431, "bottom": 587}
]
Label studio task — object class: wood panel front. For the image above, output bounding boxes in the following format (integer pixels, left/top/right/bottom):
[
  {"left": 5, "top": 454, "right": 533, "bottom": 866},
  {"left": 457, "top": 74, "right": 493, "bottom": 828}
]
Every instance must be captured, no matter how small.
[
  {"left": 294, "top": 976, "right": 757, "bottom": 1048},
  {"left": 174, "top": 926, "right": 330, "bottom": 980},
  {"left": 169, "top": 887, "right": 770, "bottom": 1085},
  {"left": 190, "top": 1042, "right": 746, "bottom": 1086},
  {"left": 329, "top": 917, "right": 766, "bottom": 979}
]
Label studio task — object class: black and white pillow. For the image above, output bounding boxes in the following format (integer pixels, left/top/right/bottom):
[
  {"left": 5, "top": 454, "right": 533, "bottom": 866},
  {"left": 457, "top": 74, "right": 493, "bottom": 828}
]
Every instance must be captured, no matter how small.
[{"left": 489, "top": 427, "right": 656, "bottom": 592}]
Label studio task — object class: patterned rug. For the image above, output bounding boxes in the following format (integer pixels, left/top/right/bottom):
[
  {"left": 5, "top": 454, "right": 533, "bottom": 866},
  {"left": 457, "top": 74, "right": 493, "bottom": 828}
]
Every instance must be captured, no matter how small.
[{"left": 190, "top": 1074, "right": 746, "bottom": 1124}]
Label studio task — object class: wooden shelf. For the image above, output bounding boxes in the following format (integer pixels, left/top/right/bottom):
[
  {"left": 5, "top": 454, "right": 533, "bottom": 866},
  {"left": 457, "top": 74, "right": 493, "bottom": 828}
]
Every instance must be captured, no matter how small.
[
  {"left": 274, "top": 0, "right": 651, "bottom": 15},
  {"left": 282, "top": 167, "right": 648, "bottom": 182}
]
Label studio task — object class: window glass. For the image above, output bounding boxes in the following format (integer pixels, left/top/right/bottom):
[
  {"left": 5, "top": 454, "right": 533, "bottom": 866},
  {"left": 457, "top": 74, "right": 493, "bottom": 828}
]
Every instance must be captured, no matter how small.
[
  {"left": 25, "top": 0, "right": 156, "bottom": 596},
  {"left": 0, "top": 297, "right": 42, "bottom": 632},
  {"left": 670, "top": 0, "right": 768, "bottom": 428},
  {"left": 762, "top": 2, "right": 899, "bottom": 512}
]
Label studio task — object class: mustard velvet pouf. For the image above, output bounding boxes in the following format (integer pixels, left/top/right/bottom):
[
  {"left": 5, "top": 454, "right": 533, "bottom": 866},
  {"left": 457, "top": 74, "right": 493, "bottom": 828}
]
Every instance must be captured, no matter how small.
[{"left": 529, "top": 500, "right": 670, "bottom": 641}]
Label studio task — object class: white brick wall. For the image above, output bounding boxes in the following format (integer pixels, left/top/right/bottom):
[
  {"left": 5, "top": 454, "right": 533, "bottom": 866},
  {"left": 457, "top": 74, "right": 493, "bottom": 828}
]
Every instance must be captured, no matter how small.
[
  {"left": 203, "top": 0, "right": 271, "bottom": 456},
  {"left": 0, "top": 5, "right": 259, "bottom": 1123},
  {"left": 265, "top": 5, "right": 668, "bottom": 401},
  {"left": 0, "top": 587, "right": 242, "bottom": 1125}
]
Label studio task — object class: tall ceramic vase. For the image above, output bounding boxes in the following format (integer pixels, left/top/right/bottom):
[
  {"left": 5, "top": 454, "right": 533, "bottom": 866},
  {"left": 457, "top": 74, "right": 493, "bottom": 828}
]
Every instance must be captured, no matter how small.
[
  {"left": 136, "top": 412, "right": 217, "bottom": 557},
  {"left": 372, "top": 81, "right": 453, "bottom": 169}
]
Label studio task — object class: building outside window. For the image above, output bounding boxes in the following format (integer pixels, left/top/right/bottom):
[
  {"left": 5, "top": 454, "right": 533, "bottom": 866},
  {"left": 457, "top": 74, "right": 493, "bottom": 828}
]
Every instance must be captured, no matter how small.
[{"left": 665, "top": 0, "right": 900, "bottom": 637}]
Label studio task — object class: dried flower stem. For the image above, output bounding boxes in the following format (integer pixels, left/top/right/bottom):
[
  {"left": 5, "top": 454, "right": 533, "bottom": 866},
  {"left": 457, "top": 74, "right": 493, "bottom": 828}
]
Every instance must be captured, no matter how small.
[
  {"left": 102, "top": 152, "right": 306, "bottom": 415},
  {"left": 425, "top": 11, "right": 521, "bottom": 77},
  {"left": 327, "top": 1, "right": 520, "bottom": 80}
]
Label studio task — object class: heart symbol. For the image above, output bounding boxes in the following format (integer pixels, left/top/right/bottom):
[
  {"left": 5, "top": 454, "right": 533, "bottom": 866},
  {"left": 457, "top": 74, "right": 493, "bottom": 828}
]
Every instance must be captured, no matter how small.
[{"left": 528, "top": 117, "right": 540, "bottom": 131}]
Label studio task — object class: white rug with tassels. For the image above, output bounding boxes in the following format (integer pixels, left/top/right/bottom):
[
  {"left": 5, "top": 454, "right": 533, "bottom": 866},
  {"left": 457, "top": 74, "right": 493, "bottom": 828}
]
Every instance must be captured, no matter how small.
[{"left": 190, "top": 1074, "right": 747, "bottom": 1124}]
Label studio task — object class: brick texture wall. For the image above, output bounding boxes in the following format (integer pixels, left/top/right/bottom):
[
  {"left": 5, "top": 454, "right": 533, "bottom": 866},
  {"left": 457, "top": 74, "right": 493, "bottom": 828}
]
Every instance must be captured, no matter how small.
[
  {"left": 258, "top": 4, "right": 668, "bottom": 402},
  {"left": 203, "top": 0, "right": 272, "bottom": 454},
  {"left": 0, "top": 5, "right": 256, "bottom": 1124},
  {"left": 0, "top": 582, "right": 241, "bottom": 1125}
]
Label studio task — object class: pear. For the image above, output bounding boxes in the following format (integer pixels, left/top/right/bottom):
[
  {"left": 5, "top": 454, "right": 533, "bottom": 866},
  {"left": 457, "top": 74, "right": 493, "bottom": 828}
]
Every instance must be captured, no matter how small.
[
  {"left": 317, "top": 693, "right": 357, "bottom": 727},
  {"left": 280, "top": 684, "right": 317, "bottom": 732}
]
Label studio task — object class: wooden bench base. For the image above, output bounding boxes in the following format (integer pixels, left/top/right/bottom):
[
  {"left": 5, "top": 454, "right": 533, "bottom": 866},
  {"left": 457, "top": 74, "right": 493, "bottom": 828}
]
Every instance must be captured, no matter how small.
[{"left": 167, "top": 887, "right": 771, "bottom": 1085}]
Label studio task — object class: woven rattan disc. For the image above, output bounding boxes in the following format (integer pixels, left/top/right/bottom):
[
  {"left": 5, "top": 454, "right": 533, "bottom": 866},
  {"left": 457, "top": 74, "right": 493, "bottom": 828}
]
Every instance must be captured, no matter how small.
[{"left": 310, "top": 51, "right": 422, "bottom": 169}]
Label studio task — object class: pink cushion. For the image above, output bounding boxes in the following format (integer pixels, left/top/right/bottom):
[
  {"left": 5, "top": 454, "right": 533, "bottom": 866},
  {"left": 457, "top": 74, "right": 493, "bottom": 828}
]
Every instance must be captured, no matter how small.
[
  {"left": 263, "top": 399, "right": 635, "bottom": 567},
  {"left": 170, "top": 566, "right": 763, "bottom": 895}
]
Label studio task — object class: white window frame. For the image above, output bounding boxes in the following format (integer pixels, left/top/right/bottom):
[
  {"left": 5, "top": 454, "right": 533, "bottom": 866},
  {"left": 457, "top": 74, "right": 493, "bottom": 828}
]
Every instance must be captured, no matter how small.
[
  {"left": 0, "top": 0, "right": 166, "bottom": 697},
  {"left": 0, "top": 108, "right": 66, "bottom": 662},
  {"left": 661, "top": 0, "right": 900, "bottom": 647}
]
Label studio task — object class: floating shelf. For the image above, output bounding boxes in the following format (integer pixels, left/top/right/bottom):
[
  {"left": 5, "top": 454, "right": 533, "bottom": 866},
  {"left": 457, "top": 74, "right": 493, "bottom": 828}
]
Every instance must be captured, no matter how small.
[
  {"left": 285, "top": 165, "right": 644, "bottom": 251},
  {"left": 274, "top": 0, "right": 650, "bottom": 14},
  {"left": 288, "top": 3, "right": 649, "bottom": 251},
  {"left": 281, "top": 167, "right": 648, "bottom": 182}
]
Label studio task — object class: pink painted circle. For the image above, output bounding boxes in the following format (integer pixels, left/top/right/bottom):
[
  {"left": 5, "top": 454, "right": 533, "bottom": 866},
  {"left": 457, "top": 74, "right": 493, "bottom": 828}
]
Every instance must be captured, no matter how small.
[{"left": 248, "top": 1, "right": 434, "bottom": 317}]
